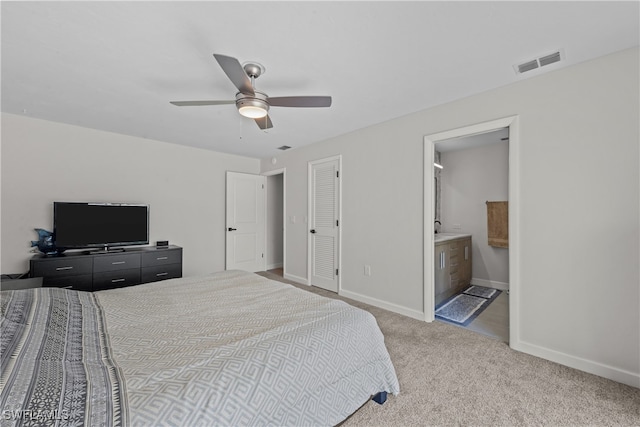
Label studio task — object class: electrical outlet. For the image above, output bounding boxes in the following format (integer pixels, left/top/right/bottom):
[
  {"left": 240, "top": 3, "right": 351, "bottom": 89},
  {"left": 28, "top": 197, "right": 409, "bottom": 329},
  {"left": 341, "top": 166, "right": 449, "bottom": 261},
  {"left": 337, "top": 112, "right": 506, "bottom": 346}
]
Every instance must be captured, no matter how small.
[
  {"left": 364, "top": 265, "right": 371, "bottom": 276},
  {"left": 452, "top": 223, "right": 462, "bottom": 230}
]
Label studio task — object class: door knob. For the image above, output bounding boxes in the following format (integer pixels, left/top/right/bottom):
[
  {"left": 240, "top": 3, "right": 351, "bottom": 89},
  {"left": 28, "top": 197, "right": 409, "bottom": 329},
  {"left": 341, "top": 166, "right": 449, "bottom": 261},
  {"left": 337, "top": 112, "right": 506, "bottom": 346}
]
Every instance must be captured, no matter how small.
[
  {"left": 228, "top": 227, "right": 237, "bottom": 231},
  {"left": 310, "top": 229, "right": 316, "bottom": 234}
]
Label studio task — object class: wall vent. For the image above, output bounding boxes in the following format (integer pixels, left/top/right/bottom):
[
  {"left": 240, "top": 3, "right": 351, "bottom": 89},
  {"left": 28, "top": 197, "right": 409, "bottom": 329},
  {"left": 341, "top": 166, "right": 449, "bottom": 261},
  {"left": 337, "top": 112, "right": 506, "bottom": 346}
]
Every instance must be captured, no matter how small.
[
  {"left": 514, "top": 49, "right": 564, "bottom": 75},
  {"left": 277, "top": 145, "right": 291, "bottom": 150}
]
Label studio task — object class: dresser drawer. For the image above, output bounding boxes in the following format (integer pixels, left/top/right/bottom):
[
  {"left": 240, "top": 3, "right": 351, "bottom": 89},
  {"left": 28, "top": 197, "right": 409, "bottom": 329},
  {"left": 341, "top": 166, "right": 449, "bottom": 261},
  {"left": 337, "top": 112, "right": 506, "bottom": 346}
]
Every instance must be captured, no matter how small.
[
  {"left": 141, "top": 249, "right": 182, "bottom": 267},
  {"left": 141, "top": 263, "right": 182, "bottom": 283},
  {"left": 43, "top": 274, "right": 93, "bottom": 291},
  {"left": 93, "top": 268, "right": 141, "bottom": 290},
  {"left": 31, "top": 257, "right": 93, "bottom": 278},
  {"left": 93, "top": 253, "right": 141, "bottom": 273}
]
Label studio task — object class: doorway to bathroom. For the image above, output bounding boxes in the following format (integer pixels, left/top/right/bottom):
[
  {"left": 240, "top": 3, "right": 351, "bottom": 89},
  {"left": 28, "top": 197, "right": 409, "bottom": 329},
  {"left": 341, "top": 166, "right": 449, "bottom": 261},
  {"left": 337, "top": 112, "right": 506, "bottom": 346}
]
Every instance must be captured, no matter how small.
[
  {"left": 424, "top": 116, "right": 520, "bottom": 346},
  {"left": 433, "top": 128, "right": 509, "bottom": 342}
]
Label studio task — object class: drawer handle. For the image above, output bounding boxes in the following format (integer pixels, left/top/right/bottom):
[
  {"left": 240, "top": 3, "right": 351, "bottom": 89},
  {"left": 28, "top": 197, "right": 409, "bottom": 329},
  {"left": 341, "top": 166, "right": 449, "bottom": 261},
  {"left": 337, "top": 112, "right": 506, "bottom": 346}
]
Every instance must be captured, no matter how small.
[
  {"left": 157, "top": 257, "right": 168, "bottom": 260},
  {"left": 111, "top": 278, "right": 126, "bottom": 283},
  {"left": 56, "top": 266, "right": 74, "bottom": 271},
  {"left": 111, "top": 261, "right": 126, "bottom": 265},
  {"left": 156, "top": 272, "right": 168, "bottom": 277}
]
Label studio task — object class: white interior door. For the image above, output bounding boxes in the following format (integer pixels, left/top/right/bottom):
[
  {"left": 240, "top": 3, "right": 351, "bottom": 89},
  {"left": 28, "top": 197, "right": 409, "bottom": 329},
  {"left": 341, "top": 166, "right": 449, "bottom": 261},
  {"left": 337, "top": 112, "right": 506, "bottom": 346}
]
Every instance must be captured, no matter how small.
[
  {"left": 308, "top": 157, "right": 340, "bottom": 292},
  {"left": 226, "top": 171, "right": 266, "bottom": 272}
]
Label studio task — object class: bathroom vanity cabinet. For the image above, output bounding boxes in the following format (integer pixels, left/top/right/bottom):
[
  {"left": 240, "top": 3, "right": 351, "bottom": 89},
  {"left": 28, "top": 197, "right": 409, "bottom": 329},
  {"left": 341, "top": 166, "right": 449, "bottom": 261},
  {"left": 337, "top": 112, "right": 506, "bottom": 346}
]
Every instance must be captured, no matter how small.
[{"left": 435, "top": 235, "right": 472, "bottom": 306}]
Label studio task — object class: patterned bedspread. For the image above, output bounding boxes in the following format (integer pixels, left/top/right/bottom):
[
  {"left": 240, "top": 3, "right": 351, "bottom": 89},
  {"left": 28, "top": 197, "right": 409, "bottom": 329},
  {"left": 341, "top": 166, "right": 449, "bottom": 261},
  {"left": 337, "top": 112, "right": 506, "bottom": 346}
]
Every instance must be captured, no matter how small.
[
  {"left": 0, "top": 288, "right": 126, "bottom": 427},
  {"left": 1, "top": 270, "right": 399, "bottom": 426}
]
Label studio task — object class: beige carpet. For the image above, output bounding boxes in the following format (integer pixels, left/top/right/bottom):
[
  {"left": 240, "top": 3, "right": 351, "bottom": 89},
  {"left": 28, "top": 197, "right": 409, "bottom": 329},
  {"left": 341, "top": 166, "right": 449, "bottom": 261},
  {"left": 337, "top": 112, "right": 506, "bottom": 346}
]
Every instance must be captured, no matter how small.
[{"left": 257, "top": 271, "right": 640, "bottom": 426}]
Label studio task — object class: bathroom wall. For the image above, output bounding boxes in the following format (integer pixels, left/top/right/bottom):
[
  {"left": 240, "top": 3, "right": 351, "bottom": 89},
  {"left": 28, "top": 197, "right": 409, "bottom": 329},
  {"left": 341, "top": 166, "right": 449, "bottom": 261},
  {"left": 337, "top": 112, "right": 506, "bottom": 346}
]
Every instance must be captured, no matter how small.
[{"left": 440, "top": 140, "right": 509, "bottom": 287}]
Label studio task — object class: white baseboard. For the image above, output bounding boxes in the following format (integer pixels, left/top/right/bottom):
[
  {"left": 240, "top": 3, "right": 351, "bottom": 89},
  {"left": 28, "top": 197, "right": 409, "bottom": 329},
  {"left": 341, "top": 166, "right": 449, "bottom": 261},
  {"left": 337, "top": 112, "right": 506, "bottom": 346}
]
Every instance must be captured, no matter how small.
[
  {"left": 287, "top": 275, "right": 637, "bottom": 389},
  {"left": 339, "top": 289, "right": 424, "bottom": 321},
  {"left": 266, "top": 262, "right": 283, "bottom": 270},
  {"left": 511, "top": 339, "right": 640, "bottom": 388},
  {"left": 471, "top": 277, "right": 509, "bottom": 291},
  {"left": 283, "top": 272, "right": 308, "bottom": 286}
]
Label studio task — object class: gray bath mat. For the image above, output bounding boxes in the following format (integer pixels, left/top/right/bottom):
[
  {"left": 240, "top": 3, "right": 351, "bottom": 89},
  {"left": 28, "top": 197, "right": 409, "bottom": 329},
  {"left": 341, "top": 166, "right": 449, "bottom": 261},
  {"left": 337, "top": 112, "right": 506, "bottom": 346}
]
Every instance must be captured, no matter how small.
[
  {"left": 463, "top": 285, "right": 497, "bottom": 299},
  {"left": 435, "top": 286, "right": 502, "bottom": 326}
]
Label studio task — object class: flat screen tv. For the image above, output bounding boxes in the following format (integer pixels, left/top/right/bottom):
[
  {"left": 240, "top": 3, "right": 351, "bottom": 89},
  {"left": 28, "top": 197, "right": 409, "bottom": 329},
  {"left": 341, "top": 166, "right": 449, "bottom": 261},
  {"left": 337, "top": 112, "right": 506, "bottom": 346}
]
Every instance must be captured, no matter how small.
[{"left": 53, "top": 202, "right": 149, "bottom": 250}]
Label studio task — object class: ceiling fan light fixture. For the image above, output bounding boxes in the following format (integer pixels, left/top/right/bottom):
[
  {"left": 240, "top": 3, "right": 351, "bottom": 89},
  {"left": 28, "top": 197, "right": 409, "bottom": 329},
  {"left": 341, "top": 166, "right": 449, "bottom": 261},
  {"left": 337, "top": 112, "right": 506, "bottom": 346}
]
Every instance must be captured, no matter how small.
[
  {"left": 239, "top": 105, "right": 268, "bottom": 118},
  {"left": 171, "top": 54, "right": 332, "bottom": 130},
  {"left": 237, "top": 98, "right": 269, "bottom": 118}
]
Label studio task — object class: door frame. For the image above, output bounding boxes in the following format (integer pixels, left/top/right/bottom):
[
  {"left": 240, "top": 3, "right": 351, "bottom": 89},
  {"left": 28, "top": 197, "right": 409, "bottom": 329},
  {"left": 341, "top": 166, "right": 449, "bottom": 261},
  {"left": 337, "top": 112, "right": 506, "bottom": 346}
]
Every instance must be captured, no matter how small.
[
  {"left": 263, "top": 168, "right": 286, "bottom": 275},
  {"left": 307, "top": 155, "right": 342, "bottom": 292},
  {"left": 424, "top": 116, "right": 520, "bottom": 347}
]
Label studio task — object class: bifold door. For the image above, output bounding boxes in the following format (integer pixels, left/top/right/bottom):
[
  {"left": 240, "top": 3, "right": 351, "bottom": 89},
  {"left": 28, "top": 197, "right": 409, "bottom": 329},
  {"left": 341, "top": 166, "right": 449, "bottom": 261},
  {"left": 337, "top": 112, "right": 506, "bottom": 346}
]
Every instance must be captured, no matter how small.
[{"left": 308, "top": 157, "right": 340, "bottom": 292}]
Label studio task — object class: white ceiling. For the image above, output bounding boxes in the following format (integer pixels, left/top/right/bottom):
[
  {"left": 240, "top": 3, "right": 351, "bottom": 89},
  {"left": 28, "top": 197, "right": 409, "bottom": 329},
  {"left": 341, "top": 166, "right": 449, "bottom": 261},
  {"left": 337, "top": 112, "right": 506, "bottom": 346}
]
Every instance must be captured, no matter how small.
[{"left": 2, "top": 1, "right": 638, "bottom": 159}]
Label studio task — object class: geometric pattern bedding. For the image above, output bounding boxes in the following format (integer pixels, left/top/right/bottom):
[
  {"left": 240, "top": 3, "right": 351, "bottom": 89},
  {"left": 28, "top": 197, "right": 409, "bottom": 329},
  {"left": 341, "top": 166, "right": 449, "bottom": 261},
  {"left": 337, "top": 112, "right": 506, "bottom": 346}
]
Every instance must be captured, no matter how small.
[
  {"left": 0, "top": 287, "right": 126, "bottom": 427},
  {"left": 96, "top": 270, "right": 400, "bottom": 426},
  {"left": 1, "top": 270, "right": 399, "bottom": 426}
]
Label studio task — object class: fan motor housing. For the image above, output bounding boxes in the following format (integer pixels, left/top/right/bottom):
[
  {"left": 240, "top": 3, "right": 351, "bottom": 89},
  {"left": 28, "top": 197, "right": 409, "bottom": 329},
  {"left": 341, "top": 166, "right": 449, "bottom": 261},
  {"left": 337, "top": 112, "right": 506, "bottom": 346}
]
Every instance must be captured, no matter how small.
[{"left": 236, "top": 91, "right": 269, "bottom": 118}]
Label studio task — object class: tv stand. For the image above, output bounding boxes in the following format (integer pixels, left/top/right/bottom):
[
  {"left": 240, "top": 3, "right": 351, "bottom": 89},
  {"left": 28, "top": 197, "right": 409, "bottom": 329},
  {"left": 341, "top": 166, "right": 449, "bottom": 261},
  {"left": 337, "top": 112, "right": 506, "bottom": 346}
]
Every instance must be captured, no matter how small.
[
  {"left": 30, "top": 245, "right": 182, "bottom": 291},
  {"left": 89, "top": 247, "right": 126, "bottom": 255}
]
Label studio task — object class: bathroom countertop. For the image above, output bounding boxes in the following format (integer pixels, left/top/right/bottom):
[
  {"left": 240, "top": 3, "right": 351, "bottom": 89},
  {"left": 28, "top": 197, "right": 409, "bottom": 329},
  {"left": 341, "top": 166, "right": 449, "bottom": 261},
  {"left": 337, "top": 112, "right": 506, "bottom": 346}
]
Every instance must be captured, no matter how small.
[{"left": 434, "top": 232, "right": 472, "bottom": 243}]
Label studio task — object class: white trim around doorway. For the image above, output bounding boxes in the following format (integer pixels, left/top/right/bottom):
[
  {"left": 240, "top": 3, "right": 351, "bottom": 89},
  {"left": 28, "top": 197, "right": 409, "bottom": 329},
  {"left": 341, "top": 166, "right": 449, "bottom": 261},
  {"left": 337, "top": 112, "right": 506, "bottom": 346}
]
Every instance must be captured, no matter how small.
[{"left": 424, "top": 115, "right": 521, "bottom": 348}]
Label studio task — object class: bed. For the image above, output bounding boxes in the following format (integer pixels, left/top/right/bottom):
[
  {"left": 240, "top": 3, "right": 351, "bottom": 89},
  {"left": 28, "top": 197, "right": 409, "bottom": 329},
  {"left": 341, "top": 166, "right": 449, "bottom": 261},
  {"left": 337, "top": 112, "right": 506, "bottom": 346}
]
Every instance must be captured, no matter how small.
[{"left": 1, "top": 270, "right": 399, "bottom": 426}]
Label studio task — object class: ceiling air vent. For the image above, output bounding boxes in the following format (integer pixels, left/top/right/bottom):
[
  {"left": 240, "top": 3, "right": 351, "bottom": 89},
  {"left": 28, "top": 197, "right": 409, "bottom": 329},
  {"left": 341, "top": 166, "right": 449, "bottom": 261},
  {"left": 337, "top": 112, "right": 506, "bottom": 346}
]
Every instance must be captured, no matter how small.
[
  {"left": 514, "top": 49, "right": 564, "bottom": 75},
  {"left": 539, "top": 51, "right": 562, "bottom": 67},
  {"left": 277, "top": 145, "right": 291, "bottom": 150},
  {"left": 517, "top": 60, "right": 539, "bottom": 74}
]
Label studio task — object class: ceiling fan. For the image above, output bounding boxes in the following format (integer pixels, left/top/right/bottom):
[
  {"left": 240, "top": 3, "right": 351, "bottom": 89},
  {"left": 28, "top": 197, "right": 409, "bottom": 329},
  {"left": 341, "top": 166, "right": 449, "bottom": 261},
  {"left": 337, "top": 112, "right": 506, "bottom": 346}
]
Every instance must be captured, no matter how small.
[{"left": 170, "top": 54, "right": 332, "bottom": 130}]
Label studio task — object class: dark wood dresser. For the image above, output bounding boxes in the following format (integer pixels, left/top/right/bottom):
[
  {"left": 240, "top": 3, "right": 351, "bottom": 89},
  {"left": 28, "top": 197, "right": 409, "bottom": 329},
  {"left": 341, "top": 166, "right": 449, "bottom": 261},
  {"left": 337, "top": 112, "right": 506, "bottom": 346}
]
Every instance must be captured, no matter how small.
[{"left": 30, "top": 245, "right": 182, "bottom": 291}]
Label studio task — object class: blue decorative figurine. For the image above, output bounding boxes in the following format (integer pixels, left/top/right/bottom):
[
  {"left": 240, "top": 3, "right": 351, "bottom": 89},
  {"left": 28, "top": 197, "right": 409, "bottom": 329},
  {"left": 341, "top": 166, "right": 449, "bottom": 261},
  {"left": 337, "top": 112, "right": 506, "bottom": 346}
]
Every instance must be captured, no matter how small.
[{"left": 31, "top": 228, "right": 60, "bottom": 255}]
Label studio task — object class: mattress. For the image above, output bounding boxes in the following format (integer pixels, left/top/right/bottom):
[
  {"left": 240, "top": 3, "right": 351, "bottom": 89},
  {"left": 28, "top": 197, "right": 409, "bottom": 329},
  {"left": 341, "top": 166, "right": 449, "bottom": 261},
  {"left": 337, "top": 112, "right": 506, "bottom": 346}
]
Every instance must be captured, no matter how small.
[{"left": 1, "top": 270, "right": 399, "bottom": 426}]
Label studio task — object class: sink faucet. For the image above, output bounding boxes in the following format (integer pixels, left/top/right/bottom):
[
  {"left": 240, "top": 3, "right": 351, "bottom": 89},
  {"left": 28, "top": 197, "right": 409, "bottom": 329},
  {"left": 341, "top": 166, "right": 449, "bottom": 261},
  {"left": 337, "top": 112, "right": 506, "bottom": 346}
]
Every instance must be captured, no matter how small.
[{"left": 434, "top": 220, "right": 441, "bottom": 234}]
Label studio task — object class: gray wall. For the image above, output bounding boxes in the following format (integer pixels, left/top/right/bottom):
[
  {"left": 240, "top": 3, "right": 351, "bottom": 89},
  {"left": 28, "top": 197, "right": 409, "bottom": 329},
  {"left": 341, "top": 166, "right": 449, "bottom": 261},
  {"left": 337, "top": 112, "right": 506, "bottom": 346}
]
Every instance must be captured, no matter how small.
[
  {"left": 260, "top": 48, "right": 639, "bottom": 387},
  {"left": 1, "top": 113, "right": 260, "bottom": 276}
]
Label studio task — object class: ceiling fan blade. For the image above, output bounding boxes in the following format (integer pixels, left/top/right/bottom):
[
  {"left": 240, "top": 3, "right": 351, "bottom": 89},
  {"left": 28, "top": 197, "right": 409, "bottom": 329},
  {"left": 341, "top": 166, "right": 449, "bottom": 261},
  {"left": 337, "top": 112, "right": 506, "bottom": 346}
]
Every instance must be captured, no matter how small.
[
  {"left": 267, "top": 96, "right": 332, "bottom": 108},
  {"left": 254, "top": 115, "right": 273, "bottom": 130},
  {"left": 213, "top": 54, "right": 254, "bottom": 95},
  {"left": 170, "top": 100, "right": 234, "bottom": 106}
]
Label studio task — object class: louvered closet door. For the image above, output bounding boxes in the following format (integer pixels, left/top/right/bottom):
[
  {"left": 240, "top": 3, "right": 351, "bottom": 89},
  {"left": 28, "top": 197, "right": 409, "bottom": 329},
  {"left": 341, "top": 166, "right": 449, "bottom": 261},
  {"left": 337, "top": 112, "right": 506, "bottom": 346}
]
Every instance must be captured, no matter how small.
[{"left": 309, "top": 158, "right": 340, "bottom": 292}]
